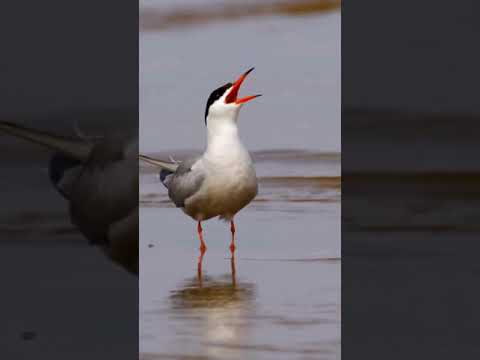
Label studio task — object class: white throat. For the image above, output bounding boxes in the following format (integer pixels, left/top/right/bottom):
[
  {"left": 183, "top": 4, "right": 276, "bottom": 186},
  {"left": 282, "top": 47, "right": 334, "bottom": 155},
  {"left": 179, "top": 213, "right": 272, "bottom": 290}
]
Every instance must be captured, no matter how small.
[{"left": 204, "top": 111, "right": 246, "bottom": 159}]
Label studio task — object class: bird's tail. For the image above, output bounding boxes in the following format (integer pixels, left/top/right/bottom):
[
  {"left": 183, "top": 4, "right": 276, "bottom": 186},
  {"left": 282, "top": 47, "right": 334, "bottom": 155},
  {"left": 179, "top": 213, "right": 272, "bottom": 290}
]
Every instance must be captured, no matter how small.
[
  {"left": 0, "top": 121, "right": 92, "bottom": 161},
  {"left": 139, "top": 154, "right": 178, "bottom": 172}
]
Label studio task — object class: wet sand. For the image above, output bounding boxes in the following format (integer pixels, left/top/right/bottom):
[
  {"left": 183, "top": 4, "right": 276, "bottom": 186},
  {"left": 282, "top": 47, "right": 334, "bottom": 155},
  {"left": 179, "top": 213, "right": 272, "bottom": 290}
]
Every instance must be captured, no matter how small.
[{"left": 140, "top": 0, "right": 340, "bottom": 31}]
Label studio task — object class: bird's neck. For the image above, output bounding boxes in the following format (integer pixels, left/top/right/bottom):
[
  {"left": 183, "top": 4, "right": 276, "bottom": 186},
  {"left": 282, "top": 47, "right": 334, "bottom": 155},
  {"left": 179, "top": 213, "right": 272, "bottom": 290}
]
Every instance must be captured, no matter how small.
[{"left": 205, "top": 117, "right": 245, "bottom": 158}]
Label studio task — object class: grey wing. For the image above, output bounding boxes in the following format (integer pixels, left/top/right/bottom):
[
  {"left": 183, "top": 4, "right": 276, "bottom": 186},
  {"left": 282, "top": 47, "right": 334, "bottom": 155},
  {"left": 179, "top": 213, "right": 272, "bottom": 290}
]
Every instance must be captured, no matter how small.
[{"left": 168, "top": 158, "right": 205, "bottom": 208}]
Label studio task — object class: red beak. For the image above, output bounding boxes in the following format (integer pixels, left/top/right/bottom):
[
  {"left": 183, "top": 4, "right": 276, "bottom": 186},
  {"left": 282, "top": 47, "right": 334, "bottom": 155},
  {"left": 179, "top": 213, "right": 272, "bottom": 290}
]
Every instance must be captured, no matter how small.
[{"left": 225, "top": 67, "right": 262, "bottom": 105}]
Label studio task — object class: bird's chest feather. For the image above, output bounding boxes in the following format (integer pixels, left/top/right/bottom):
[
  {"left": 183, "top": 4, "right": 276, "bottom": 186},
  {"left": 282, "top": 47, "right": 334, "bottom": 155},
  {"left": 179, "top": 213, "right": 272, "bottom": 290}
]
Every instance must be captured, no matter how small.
[
  {"left": 192, "top": 151, "right": 257, "bottom": 215},
  {"left": 206, "top": 157, "right": 256, "bottom": 198}
]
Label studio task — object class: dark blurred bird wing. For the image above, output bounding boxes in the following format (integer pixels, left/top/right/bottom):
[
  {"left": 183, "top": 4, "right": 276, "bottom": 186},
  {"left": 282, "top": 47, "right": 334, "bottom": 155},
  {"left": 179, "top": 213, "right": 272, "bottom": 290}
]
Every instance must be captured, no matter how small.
[
  {"left": 0, "top": 121, "right": 139, "bottom": 275},
  {"left": 105, "top": 198, "right": 139, "bottom": 275},
  {"left": 0, "top": 121, "right": 92, "bottom": 160},
  {"left": 68, "top": 137, "right": 138, "bottom": 238}
]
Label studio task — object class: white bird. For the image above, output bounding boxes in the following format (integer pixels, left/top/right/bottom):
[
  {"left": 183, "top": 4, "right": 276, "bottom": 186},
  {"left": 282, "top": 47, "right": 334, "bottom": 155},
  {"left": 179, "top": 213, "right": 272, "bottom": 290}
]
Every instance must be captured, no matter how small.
[
  {"left": 140, "top": 67, "right": 261, "bottom": 255},
  {"left": 0, "top": 121, "right": 139, "bottom": 275}
]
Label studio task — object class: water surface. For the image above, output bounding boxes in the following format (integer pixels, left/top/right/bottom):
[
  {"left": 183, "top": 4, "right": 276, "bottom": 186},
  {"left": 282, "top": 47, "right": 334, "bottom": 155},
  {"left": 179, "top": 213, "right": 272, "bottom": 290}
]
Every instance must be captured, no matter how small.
[
  {"left": 140, "top": 11, "right": 340, "bottom": 154},
  {"left": 139, "top": 3, "right": 341, "bottom": 358},
  {"left": 140, "top": 151, "right": 341, "bottom": 359}
]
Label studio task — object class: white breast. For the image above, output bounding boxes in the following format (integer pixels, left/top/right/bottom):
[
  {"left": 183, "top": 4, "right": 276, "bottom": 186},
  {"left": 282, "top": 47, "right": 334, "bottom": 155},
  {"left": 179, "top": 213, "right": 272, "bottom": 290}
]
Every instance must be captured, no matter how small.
[
  {"left": 183, "top": 108, "right": 258, "bottom": 220},
  {"left": 185, "top": 138, "right": 257, "bottom": 221}
]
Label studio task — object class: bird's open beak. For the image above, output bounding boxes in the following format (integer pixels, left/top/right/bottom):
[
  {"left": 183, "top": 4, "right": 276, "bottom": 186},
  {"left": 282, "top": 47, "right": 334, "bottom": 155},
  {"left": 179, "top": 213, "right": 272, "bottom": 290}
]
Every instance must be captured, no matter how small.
[{"left": 225, "top": 67, "right": 262, "bottom": 105}]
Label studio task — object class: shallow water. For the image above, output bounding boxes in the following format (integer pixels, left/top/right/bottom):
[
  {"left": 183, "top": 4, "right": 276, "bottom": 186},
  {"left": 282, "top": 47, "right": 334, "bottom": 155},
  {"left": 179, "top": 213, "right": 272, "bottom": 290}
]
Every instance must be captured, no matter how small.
[
  {"left": 139, "top": 151, "right": 341, "bottom": 359},
  {"left": 139, "top": 1, "right": 341, "bottom": 357}
]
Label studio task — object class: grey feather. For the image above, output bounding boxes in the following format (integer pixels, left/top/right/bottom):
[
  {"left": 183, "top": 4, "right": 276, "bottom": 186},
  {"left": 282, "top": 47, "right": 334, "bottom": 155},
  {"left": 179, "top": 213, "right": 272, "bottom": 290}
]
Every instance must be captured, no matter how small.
[
  {"left": 166, "top": 157, "right": 205, "bottom": 208},
  {"left": 139, "top": 154, "right": 178, "bottom": 172},
  {"left": 139, "top": 154, "right": 205, "bottom": 208}
]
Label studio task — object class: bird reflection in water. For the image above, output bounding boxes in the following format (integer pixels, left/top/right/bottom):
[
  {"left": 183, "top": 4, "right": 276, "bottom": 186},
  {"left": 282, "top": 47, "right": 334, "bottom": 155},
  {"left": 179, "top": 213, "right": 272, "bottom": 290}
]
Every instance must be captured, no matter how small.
[
  {"left": 197, "top": 245, "right": 236, "bottom": 286},
  {"left": 169, "top": 254, "right": 255, "bottom": 358}
]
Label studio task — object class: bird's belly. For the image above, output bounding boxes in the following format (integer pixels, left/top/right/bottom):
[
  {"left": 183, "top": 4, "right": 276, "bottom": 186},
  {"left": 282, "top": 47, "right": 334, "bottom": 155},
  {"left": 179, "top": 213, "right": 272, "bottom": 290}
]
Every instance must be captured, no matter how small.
[{"left": 184, "top": 170, "right": 257, "bottom": 220}]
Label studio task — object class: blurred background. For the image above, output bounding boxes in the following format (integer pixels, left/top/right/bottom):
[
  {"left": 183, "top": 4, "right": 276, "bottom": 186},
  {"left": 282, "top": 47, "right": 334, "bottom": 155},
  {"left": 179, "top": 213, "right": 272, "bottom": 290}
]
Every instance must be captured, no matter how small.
[
  {"left": 0, "top": 2, "right": 137, "bottom": 359},
  {"left": 342, "top": 1, "right": 480, "bottom": 358},
  {"left": 140, "top": 0, "right": 340, "bottom": 153},
  {"left": 139, "top": 1, "right": 340, "bottom": 359}
]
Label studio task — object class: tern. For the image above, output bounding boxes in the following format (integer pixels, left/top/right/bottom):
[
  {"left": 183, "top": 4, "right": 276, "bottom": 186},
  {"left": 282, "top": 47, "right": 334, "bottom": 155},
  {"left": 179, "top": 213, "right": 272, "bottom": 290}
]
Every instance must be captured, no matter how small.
[
  {"left": 140, "top": 67, "right": 261, "bottom": 255},
  {"left": 0, "top": 121, "right": 139, "bottom": 275}
]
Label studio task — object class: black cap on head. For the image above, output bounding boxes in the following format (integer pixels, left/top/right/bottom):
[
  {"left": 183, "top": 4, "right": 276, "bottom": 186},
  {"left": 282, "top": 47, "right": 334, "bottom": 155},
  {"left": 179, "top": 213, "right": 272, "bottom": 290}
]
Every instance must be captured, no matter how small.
[{"left": 204, "top": 83, "right": 232, "bottom": 125}]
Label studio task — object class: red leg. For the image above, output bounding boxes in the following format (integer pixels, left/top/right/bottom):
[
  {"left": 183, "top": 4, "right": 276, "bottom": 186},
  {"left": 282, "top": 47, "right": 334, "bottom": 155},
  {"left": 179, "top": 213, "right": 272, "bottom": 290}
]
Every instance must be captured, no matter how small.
[
  {"left": 230, "top": 253, "right": 237, "bottom": 287},
  {"left": 197, "top": 250, "right": 205, "bottom": 286},
  {"left": 229, "top": 220, "right": 236, "bottom": 254},
  {"left": 197, "top": 221, "right": 207, "bottom": 254}
]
